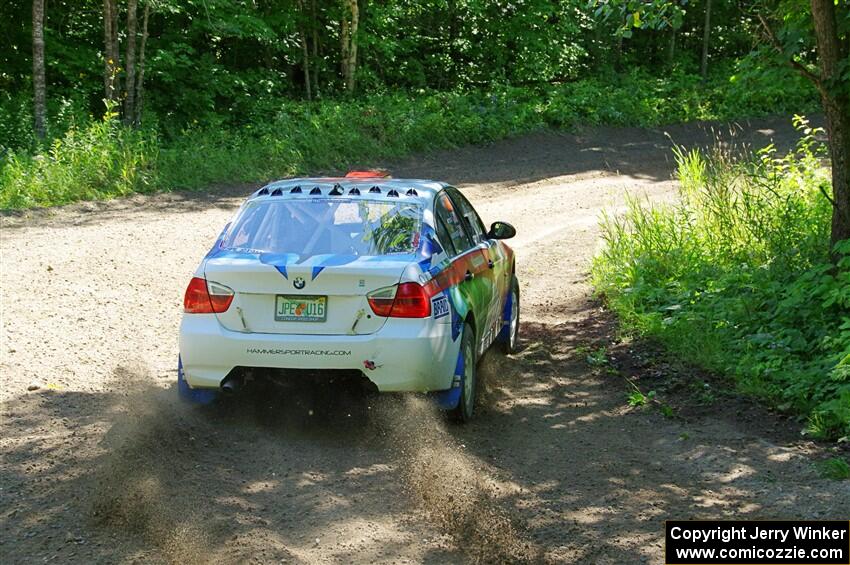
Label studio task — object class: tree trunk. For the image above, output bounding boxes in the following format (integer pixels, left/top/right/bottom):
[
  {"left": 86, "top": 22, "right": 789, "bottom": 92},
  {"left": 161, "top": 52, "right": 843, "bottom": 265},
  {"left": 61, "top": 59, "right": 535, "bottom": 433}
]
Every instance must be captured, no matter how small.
[
  {"left": 700, "top": 0, "right": 712, "bottom": 78},
  {"left": 340, "top": 0, "right": 358, "bottom": 93},
  {"left": 297, "top": 0, "right": 312, "bottom": 100},
  {"left": 123, "top": 0, "right": 138, "bottom": 125},
  {"left": 615, "top": 18, "right": 624, "bottom": 70},
  {"left": 102, "top": 0, "right": 112, "bottom": 100},
  {"left": 811, "top": 0, "right": 850, "bottom": 251},
  {"left": 667, "top": 28, "right": 676, "bottom": 67},
  {"left": 340, "top": 4, "right": 349, "bottom": 90},
  {"left": 347, "top": 0, "right": 358, "bottom": 93},
  {"left": 134, "top": 2, "right": 150, "bottom": 126},
  {"left": 301, "top": 33, "right": 312, "bottom": 100},
  {"left": 32, "top": 0, "right": 46, "bottom": 138},
  {"left": 311, "top": 0, "right": 320, "bottom": 97},
  {"left": 447, "top": 0, "right": 459, "bottom": 84},
  {"left": 103, "top": 0, "right": 119, "bottom": 104}
]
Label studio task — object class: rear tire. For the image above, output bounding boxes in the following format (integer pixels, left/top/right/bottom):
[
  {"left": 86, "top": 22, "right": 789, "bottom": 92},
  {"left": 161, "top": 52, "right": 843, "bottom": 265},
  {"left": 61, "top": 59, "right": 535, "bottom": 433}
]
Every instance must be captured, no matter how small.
[
  {"left": 449, "top": 322, "right": 478, "bottom": 423},
  {"left": 498, "top": 276, "right": 520, "bottom": 354}
]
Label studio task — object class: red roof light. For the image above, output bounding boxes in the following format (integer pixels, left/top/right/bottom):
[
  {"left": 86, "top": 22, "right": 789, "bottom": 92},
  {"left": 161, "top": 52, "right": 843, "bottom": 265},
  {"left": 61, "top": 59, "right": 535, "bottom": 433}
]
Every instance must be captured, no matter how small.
[{"left": 345, "top": 170, "right": 390, "bottom": 179}]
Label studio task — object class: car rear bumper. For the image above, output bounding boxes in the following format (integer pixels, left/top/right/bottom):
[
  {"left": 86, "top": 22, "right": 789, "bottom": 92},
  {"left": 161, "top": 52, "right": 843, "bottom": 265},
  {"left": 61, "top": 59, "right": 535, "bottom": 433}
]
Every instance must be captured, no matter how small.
[{"left": 178, "top": 314, "right": 459, "bottom": 393}]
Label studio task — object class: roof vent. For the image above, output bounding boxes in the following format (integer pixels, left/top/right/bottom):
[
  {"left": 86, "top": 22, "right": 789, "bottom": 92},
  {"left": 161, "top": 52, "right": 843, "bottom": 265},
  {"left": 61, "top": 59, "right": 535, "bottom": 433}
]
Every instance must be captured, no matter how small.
[
  {"left": 290, "top": 185, "right": 302, "bottom": 194},
  {"left": 369, "top": 186, "right": 382, "bottom": 193},
  {"left": 348, "top": 187, "right": 361, "bottom": 195},
  {"left": 330, "top": 184, "right": 344, "bottom": 196},
  {"left": 271, "top": 187, "right": 283, "bottom": 196},
  {"left": 405, "top": 188, "right": 418, "bottom": 197},
  {"left": 310, "top": 187, "right": 322, "bottom": 195},
  {"left": 387, "top": 189, "right": 399, "bottom": 198},
  {"left": 257, "top": 187, "right": 270, "bottom": 196}
]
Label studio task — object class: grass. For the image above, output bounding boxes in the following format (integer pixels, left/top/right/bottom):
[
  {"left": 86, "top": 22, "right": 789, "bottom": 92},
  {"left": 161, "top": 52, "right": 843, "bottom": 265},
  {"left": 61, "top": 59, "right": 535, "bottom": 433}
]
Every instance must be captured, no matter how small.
[
  {"left": 592, "top": 116, "right": 850, "bottom": 441},
  {"left": 0, "top": 67, "right": 818, "bottom": 209},
  {"left": 816, "top": 457, "right": 850, "bottom": 481}
]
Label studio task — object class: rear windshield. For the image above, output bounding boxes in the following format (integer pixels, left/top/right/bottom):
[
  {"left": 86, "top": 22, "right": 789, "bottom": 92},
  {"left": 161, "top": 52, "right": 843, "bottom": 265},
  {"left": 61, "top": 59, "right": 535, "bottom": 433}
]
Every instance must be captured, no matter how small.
[{"left": 222, "top": 198, "right": 422, "bottom": 256}]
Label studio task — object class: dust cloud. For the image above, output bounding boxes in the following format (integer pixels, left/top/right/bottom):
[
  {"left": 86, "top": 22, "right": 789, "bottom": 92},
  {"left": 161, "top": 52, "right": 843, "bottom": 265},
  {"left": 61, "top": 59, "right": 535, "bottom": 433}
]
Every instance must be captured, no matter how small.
[
  {"left": 87, "top": 364, "right": 215, "bottom": 564},
  {"left": 374, "top": 390, "right": 544, "bottom": 564},
  {"left": 83, "top": 361, "right": 542, "bottom": 563}
]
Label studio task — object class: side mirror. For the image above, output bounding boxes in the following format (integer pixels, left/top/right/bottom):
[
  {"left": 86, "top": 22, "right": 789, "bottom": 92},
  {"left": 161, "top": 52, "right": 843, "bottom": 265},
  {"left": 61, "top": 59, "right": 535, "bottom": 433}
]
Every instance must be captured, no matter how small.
[{"left": 487, "top": 221, "right": 516, "bottom": 240}]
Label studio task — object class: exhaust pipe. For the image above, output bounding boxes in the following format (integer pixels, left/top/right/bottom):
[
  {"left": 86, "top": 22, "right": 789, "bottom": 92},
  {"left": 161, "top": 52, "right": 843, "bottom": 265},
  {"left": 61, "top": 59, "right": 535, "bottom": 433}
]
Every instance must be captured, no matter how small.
[{"left": 220, "top": 375, "right": 243, "bottom": 394}]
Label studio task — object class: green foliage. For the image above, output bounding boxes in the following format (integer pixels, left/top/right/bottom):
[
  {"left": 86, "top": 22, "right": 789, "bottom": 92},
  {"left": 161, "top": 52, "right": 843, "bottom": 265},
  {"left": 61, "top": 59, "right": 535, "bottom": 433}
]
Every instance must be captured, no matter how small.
[
  {"left": 593, "top": 117, "right": 850, "bottom": 440},
  {"left": 658, "top": 403, "right": 675, "bottom": 418},
  {"left": 585, "top": 346, "right": 610, "bottom": 367},
  {"left": 363, "top": 0, "right": 589, "bottom": 88},
  {"left": 628, "top": 390, "right": 649, "bottom": 406},
  {"left": 0, "top": 0, "right": 824, "bottom": 209},
  {"left": 627, "top": 386, "right": 656, "bottom": 407},
  {"left": 0, "top": 105, "right": 157, "bottom": 208},
  {"left": 0, "top": 69, "right": 818, "bottom": 209},
  {"left": 591, "top": 0, "right": 687, "bottom": 35},
  {"left": 1, "top": 0, "right": 817, "bottom": 146},
  {"left": 816, "top": 457, "right": 850, "bottom": 481}
]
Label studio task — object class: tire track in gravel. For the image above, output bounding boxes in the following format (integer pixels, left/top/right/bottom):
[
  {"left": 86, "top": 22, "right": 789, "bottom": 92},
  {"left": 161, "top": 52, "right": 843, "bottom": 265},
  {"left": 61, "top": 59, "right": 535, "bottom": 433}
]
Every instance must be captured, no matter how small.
[{"left": 3, "top": 116, "right": 847, "bottom": 564}]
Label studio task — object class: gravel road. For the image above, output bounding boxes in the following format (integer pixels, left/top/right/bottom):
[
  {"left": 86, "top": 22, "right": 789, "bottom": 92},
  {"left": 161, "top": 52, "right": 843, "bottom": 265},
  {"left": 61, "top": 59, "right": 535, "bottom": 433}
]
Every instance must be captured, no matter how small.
[{"left": 2, "top": 116, "right": 847, "bottom": 564}]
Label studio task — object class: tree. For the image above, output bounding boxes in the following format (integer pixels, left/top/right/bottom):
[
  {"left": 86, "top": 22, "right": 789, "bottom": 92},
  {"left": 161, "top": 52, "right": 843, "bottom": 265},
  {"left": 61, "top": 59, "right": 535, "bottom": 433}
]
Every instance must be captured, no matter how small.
[
  {"left": 339, "top": 0, "right": 359, "bottom": 92},
  {"left": 758, "top": 1, "right": 850, "bottom": 251},
  {"left": 99, "top": 0, "right": 149, "bottom": 125},
  {"left": 310, "top": 0, "right": 320, "bottom": 97},
  {"left": 594, "top": 0, "right": 850, "bottom": 253},
  {"left": 123, "top": 0, "right": 138, "bottom": 124},
  {"left": 134, "top": 2, "right": 150, "bottom": 126},
  {"left": 103, "top": 0, "right": 119, "bottom": 104},
  {"left": 31, "top": 0, "right": 46, "bottom": 138},
  {"left": 297, "top": 0, "right": 312, "bottom": 100},
  {"left": 808, "top": 1, "right": 849, "bottom": 251},
  {"left": 700, "top": 0, "right": 711, "bottom": 78}
]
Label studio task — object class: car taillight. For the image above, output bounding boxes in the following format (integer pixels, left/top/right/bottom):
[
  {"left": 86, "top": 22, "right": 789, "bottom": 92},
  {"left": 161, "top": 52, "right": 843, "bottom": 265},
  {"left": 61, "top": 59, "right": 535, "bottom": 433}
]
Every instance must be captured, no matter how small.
[
  {"left": 366, "top": 286, "right": 396, "bottom": 317},
  {"left": 367, "top": 282, "right": 431, "bottom": 318},
  {"left": 183, "top": 277, "right": 234, "bottom": 313}
]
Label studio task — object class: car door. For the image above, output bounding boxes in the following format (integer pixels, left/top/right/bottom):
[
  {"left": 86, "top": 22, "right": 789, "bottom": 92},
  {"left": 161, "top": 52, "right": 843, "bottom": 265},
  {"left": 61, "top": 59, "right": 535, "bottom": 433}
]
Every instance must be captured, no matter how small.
[
  {"left": 445, "top": 187, "right": 508, "bottom": 350},
  {"left": 433, "top": 190, "right": 494, "bottom": 354}
]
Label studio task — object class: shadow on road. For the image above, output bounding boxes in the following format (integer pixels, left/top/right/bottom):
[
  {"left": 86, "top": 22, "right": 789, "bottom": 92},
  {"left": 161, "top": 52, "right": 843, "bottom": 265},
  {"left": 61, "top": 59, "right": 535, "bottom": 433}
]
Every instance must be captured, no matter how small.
[
  {"left": 1, "top": 372, "right": 460, "bottom": 563},
  {"left": 462, "top": 308, "right": 842, "bottom": 562},
  {"left": 387, "top": 116, "right": 817, "bottom": 191},
  {"left": 2, "top": 300, "right": 841, "bottom": 564}
]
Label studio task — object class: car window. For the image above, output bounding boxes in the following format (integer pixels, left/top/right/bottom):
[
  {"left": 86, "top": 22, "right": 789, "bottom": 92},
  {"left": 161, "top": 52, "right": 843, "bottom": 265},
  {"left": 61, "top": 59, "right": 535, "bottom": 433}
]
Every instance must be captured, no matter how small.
[
  {"left": 434, "top": 214, "right": 458, "bottom": 257},
  {"left": 434, "top": 192, "right": 474, "bottom": 255},
  {"left": 223, "top": 198, "right": 422, "bottom": 256},
  {"left": 447, "top": 187, "right": 487, "bottom": 243}
]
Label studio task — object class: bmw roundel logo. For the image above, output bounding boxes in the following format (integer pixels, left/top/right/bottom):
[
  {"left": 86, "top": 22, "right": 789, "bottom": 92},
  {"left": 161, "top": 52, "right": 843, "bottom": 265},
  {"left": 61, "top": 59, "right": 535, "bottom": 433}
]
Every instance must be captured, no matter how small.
[{"left": 293, "top": 277, "right": 306, "bottom": 289}]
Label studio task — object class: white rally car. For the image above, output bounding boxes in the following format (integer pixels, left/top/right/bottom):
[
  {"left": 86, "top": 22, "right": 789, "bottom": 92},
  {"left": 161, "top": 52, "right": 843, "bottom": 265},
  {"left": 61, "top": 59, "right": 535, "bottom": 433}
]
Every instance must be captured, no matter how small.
[{"left": 178, "top": 172, "right": 519, "bottom": 421}]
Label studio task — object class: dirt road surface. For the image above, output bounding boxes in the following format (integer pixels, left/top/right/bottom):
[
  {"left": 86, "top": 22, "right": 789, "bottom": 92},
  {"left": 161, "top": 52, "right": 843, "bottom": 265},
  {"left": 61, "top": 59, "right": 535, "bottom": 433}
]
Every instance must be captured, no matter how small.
[{"left": 2, "top": 117, "right": 847, "bottom": 564}]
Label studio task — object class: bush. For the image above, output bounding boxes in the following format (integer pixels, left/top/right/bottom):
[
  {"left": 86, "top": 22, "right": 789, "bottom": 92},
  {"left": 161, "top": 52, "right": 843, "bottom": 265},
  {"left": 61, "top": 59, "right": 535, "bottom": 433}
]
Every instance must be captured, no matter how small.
[
  {"left": 0, "top": 105, "right": 157, "bottom": 208},
  {"left": 592, "top": 117, "right": 850, "bottom": 440},
  {"left": 0, "top": 69, "right": 819, "bottom": 209}
]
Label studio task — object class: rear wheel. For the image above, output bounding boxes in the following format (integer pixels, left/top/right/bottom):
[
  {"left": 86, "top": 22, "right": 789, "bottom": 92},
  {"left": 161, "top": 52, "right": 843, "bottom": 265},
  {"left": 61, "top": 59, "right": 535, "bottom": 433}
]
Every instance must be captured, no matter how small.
[
  {"left": 449, "top": 322, "right": 477, "bottom": 423},
  {"left": 498, "top": 276, "right": 520, "bottom": 354}
]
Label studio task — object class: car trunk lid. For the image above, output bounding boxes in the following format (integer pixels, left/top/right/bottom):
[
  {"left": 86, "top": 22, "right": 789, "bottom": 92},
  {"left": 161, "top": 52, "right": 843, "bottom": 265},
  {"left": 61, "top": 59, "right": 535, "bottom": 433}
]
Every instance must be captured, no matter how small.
[{"left": 204, "top": 254, "right": 412, "bottom": 335}]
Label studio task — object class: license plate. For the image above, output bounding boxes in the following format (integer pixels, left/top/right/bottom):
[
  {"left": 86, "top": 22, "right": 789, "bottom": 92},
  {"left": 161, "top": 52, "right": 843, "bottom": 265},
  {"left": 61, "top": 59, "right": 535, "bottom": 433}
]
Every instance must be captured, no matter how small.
[{"left": 274, "top": 295, "right": 327, "bottom": 322}]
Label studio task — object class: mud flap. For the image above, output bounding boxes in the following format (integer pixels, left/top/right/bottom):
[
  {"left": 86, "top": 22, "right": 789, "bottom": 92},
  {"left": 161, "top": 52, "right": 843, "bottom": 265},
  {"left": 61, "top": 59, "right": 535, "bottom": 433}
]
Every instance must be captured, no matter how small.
[
  {"left": 497, "top": 287, "right": 513, "bottom": 343},
  {"left": 431, "top": 345, "right": 464, "bottom": 410},
  {"left": 177, "top": 356, "right": 219, "bottom": 405}
]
